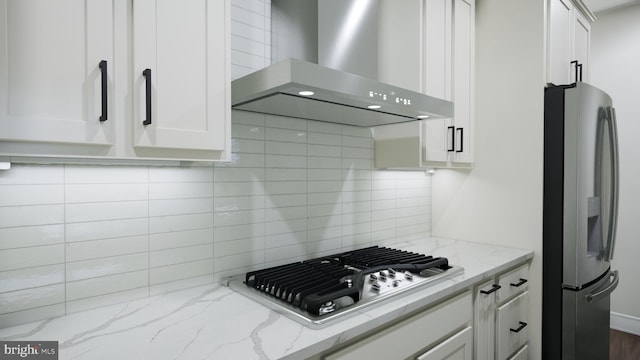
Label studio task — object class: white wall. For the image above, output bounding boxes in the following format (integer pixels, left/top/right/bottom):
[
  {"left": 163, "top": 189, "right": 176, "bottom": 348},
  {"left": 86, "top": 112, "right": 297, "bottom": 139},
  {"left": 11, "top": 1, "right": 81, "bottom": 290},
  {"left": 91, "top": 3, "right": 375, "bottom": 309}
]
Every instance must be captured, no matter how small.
[
  {"left": 432, "top": 0, "right": 546, "bottom": 359},
  {"left": 590, "top": 3, "right": 640, "bottom": 334}
]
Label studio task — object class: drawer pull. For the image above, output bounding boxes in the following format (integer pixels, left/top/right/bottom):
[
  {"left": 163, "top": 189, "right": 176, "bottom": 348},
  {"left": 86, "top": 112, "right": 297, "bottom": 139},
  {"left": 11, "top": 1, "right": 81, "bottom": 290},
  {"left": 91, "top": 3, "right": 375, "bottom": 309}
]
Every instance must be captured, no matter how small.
[
  {"left": 510, "top": 321, "right": 527, "bottom": 333},
  {"left": 480, "top": 284, "right": 501, "bottom": 295},
  {"left": 510, "top": 278, "right": 528, "bottom": 287}
]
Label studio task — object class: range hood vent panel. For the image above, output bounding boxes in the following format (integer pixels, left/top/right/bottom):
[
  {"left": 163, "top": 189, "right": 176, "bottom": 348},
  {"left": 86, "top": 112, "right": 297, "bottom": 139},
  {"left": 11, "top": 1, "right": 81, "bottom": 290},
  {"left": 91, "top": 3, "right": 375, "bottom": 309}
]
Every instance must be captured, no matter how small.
[{"left": 232, "top": 59, "right": 453, "bottom": 126}]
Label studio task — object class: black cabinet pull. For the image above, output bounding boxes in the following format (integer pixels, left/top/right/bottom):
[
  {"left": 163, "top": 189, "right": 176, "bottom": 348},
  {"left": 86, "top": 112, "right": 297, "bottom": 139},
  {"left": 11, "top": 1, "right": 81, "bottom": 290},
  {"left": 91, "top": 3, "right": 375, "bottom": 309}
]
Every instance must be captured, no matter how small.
[
  {"left": 570, "top": 60, "right": 583, "bottom": 83},
  {"left": 510, "top": 278, "right": 528, "bottom": 287},
  {"left": 456, "top": 128, "right": 464, "bottom": 152},
  {"left": 510, "top": 321, "right": 528, "bottom": 333},
  {"left": 447, "top": 126, "right": 455, "bottom": 152},
  {"left": 143, "top": 68, "right": 152, "bottom": 125},
  {"left": 99, "top": 60, "right": 108, "bottom": 122},
  {"left": 480, "top": 284, "right": 501, "bottom": 295}
]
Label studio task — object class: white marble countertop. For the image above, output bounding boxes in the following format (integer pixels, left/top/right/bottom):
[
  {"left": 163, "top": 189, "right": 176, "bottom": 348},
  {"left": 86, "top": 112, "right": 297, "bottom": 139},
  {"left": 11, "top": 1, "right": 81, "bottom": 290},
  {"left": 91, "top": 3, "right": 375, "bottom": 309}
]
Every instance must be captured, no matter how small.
[{"left": 0, "top": 237, "right": 533, "bottom": 360}]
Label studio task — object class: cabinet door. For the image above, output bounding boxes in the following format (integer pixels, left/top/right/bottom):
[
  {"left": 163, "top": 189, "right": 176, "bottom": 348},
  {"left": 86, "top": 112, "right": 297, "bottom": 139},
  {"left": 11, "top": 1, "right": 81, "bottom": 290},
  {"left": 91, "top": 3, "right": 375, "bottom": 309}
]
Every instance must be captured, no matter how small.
[
  {"left": 0, "top": 0, "right": 113, "bottom": 147},
  {"left": 548, "top": 0, "right": 573, "bottom": 85},
  {"left": 572, "top": 10, "right": 590, "bottom": 83},
  {"left": 474, "top": 280, "right": 497, "bottom": 360},
  {"left": 133, "top": 0, "right": 229, "bottom": 153},
  {"left": 422, "top": 0, "right": 451, "bottom": 165},
  {"left": 450, "top": 0, "right": 474, "bottom": 165},
  {"left": 416, "top": 326, "right": 472, "bottom": 360}
]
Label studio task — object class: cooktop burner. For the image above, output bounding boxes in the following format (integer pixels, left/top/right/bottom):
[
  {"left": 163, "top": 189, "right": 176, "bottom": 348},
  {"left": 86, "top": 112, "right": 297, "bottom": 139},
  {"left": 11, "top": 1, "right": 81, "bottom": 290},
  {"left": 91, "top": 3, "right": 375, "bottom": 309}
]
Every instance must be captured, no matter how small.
[{"left": 223, "top": 246, "right": 464, "bottom": 327}]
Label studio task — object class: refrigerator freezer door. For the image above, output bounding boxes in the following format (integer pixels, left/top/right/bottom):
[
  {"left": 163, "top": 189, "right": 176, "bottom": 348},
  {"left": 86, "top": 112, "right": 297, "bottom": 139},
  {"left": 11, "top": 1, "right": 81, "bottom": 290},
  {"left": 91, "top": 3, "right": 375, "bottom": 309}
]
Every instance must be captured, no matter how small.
[
  {"left": 562, "top": 270, "right": 616, "bottom": 360},
  {"left": 563, "top": 82, "right": 615, "bottom": 288}
]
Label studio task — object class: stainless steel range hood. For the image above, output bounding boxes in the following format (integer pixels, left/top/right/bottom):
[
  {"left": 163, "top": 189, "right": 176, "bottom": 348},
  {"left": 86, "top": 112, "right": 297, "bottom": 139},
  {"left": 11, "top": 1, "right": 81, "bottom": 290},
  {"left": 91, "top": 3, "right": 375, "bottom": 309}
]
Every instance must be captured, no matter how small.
[{"left": 231, "top": 0, "right": 453, "bottom": 127}]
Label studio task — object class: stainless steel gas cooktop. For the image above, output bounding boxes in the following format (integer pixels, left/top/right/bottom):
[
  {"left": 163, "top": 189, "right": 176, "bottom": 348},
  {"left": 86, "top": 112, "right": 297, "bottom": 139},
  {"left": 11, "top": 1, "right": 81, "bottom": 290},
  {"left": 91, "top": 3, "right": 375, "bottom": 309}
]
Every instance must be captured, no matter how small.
[{"left": 223, "top": 246, "right": 463, "bottom": 327}]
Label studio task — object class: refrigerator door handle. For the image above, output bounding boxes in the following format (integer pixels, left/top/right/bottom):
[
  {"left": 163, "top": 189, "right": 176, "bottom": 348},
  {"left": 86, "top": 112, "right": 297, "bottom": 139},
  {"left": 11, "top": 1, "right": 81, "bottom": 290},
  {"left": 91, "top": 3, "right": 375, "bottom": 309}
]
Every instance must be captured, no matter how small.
[
  {"left": 585, "top": 270, "right": 619, "bottom": 303},
  {"left": 605, "top": 107, "right": 620, "bottom": 261}
]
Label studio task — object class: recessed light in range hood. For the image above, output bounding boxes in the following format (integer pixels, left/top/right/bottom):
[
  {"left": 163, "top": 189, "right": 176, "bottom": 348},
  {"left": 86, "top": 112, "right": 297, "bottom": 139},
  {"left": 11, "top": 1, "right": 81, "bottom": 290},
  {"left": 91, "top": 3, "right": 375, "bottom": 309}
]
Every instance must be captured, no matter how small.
[{"left": 231, "top": 58, "right": 453, "bottom": 127}]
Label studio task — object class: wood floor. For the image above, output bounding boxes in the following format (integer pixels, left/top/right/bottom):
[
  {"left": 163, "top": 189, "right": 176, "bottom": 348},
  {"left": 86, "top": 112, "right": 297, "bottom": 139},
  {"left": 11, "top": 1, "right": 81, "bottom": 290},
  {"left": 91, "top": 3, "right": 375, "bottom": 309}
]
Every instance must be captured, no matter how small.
[{"left": 610, "top": 329, "right": 640, "bottom": 360}]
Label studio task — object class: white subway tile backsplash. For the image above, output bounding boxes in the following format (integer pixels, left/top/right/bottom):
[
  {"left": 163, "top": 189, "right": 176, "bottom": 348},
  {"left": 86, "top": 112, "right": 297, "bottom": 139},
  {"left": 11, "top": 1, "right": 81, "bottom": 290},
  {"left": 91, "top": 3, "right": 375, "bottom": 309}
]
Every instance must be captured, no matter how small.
[
  {"left": 0, "top": 245, "right": 64, "bottom": 272},
  {"left": 65, "top": 165, "right": 148, "bottom": 184},
  {"left": 65, "top": 184, "right": 148, "bottom": 203},
  {"left": 150, "top": 259, "right": 213, "bottom": 285},
  {"left": 150, "top": 228, "right": 213, "bottom": 251},
  {"left": 148, "top": 166, "right": 213, "bottom": 183},
  {"left": 0, "top": 225, "right": 64, "bottom": 250},
  {"left": 149, "top": 213, "right": 213, "bottom": 234},
  {"left": 0, "top": 164, "right": 63, "bottom": 185},
  {"left": 66, "top": 253, "right": 148, "bottom": 282},
  {"left": 0, "top": 304, "right": 65, "bottom": 329},
  {"left": 149, "top": 182, "right": 213, "bottom": 199},
  {"left": 66, "top": 270, "right": 148, "bottom": 301},
  {"left": 149, "top": 198, "right": 213, "bottom": 217},
  {"left": 66, "top": 236, "right": 148, "bottom": 262},
  {"left": 65, "top": 201, "right": 148, "bottom": 223},
  {"left": 0, "top": 265, "right": 64, "bottom": 293},
  {"left": 0, "top": 185, "right": 63, "bottom": 206},
  {"left": 66, "top": 218, "right": 148, "bottom": 243},
  {"left": 0, "top": 205, "right": 64, "bottom": 228},
  {"left": 151, "top": 244, "right": 214, "bottom": 268},
  {"left": 214, "top": 195, "right": 265, "bottom": 212},
  {"left": 214, "top": 223, "right": 265, "bottom": 242},
  {"left": 0, "top": 284, "right": 64, "bottom": 314},
  {"left": 214, "top": 237, "right": 265, "bottom": 257},
  {"left": 0, "top": 0, "right": 433, "bottom": 329},
  {"left": 214, "top": 209, "right": 265, "bottom": 227}
]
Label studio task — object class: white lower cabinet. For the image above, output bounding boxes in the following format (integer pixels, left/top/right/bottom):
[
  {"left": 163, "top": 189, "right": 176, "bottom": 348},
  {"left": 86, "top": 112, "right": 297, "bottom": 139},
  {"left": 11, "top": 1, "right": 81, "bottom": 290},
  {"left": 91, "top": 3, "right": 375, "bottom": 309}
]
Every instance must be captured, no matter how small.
[
  {"left": 473, "top": 263, "right": 530, "bottom": 360},
  {"left": 324, "top": 291, "right": 472, "bottom": 360}
]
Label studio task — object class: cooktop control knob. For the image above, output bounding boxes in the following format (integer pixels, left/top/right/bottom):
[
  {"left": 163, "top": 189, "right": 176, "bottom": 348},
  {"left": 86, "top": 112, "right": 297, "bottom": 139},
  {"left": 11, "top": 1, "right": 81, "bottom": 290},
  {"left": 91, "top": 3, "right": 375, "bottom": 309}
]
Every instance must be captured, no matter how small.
[
  {"left": 392, "top": 280, "right": 401, "bottom": 287},
  {"left": 369, "top": 274, "right": 378, "bottom": 282},
  {"left": 379, "top": 271, "right": 387, "bottom": 281},
  {"left": 404, "top": 272, "right": 414, "bottom": 281},
  {"left": 371, "top": 281, "right": 381, "bottom": 292},
  {"left": 388, "top": 268, "right": 396, "bottom": 278}
]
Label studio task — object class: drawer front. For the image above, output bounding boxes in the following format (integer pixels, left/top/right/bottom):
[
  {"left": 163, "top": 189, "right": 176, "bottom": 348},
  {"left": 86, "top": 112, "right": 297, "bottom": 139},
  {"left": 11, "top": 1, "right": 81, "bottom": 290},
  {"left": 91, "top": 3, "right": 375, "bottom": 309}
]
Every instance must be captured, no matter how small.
[
  {"left": 509, "top": 344, "right": 528, "bottom": 360},
  {"left": 496, "top": 291, "right": 529, "bottom": 360},
  {"left": 497, "top": 264, "right": 529, "bottom": 303},
  {"left": 416, "top": 326, "right": 472, "bottom": 360},
  {"left": 325, "top": 291, "right": 472, "bottom": 360}
]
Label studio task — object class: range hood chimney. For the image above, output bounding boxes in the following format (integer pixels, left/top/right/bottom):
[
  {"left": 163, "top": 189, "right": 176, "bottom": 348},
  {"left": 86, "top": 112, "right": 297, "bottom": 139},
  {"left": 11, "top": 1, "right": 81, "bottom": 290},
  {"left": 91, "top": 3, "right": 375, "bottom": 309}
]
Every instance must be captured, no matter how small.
[{"left": 231, "top": 0, "right": 453, "bottom": 127}]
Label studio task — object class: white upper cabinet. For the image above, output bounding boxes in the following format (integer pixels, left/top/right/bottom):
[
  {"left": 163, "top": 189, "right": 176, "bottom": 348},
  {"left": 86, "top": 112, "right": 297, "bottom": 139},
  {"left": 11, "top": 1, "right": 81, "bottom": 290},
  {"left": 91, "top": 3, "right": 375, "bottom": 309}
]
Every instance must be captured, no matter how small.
[
  {"left": 547, "top": 0, "right": 594, "bottom": 85},
  {"left": 132, "top": 0, "right": 229, "bottom": 156},
  {"left": 374, "top": 0, "right": 475, "bottom": 169},
  {"left": 0, "top": 0, "right": 231, "bottom": 162},
  {"left": 0, "top": 0, "right": 114, "bottom": 154}
]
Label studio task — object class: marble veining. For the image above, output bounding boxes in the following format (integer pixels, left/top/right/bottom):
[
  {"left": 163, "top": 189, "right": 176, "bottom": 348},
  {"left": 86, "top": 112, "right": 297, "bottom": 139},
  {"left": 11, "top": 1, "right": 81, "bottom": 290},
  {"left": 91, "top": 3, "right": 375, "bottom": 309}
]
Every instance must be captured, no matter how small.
[{"left": 0, "top": 237, "right": 533, "bottom": 359}]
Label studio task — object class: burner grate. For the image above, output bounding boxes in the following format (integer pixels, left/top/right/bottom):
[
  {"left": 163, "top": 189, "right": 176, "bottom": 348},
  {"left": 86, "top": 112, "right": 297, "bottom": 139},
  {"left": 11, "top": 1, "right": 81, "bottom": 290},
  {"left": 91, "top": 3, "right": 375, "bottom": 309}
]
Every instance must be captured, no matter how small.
[{"left": 244, "top": 246, "right": 451, "bottom": 316}]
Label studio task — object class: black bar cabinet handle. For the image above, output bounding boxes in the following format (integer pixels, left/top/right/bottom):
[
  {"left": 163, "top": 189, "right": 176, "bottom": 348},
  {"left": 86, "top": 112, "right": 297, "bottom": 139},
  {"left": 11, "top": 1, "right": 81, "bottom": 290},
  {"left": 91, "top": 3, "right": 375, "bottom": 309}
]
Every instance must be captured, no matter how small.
[
  {"left": 447, "top": 126, "right": 455, "bottom": 152},
  {"left": 510, "top": 321, "right": 528, "bottom": 333},
  {"left": 143, "top": 68, "right": 152, "bottom": 125},
  {"left": 510, "top": 278, "right": 528, "bottom": 287},
  {"left": 480, "top": 284, "right": 501, "bottom": 295},
  {"left": 571, "top": 60, "right": 579, "bottom": 83},
  {"left": 456, "top": 128, "right": 464, "bottom": 152},
  {"left": 577, "top": 63, "right": 583, "bottom": 82},
  {"left": 99, "top": 60, "right": 108, "bottom": 122}
]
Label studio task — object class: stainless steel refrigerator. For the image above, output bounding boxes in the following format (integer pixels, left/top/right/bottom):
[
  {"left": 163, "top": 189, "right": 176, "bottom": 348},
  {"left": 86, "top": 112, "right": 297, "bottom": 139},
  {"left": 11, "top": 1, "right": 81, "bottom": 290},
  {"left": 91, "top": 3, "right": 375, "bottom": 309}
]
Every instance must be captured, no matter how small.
[{"left": 543, "top": 82, "right": 621, "bottom": 359}]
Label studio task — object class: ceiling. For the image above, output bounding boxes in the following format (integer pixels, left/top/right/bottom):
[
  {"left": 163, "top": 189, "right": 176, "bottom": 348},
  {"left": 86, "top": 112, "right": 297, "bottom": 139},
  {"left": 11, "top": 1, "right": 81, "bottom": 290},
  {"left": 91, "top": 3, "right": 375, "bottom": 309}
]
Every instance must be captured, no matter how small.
[{"left": 583, "top": 0, "right": 640, "bottom": 13}]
